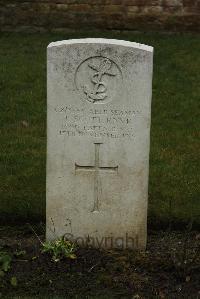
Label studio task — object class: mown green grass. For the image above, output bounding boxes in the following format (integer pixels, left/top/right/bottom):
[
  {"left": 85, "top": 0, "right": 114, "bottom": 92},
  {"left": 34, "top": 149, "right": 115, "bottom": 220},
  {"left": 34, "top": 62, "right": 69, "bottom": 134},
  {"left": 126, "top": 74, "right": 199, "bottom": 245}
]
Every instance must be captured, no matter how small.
[
  {"left": 0, "top": 32, "right": 199, "bottom": 226},
  {"left": 3, "top": 297, "right": 112, "bottom": 299},
  {"left": 3, "top": 296, "right": 112, "bottom": 299}
]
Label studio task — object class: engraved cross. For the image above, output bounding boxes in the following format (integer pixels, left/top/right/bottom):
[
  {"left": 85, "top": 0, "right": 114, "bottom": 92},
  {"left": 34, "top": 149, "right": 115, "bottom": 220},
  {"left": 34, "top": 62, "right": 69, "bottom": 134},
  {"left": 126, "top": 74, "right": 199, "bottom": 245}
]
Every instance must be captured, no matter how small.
[{"left": 75, "top": 143, "right": 118, "bottom": 212}]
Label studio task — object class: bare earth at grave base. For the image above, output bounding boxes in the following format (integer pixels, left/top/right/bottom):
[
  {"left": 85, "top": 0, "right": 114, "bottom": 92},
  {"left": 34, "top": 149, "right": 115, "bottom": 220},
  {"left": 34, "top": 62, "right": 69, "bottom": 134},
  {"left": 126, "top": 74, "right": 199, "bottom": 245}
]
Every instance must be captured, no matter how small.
[{"left": 0, "top": 226, "right": 199, "bottom": 298}]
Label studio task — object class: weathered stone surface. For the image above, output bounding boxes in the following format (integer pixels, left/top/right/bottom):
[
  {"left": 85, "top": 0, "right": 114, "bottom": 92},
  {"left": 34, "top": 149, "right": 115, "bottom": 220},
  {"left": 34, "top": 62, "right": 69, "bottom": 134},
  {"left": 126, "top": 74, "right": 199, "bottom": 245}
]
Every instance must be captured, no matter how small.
[
  {"left": 0, "top": 0, "right": 200, "bottom": 32},
  {"left": 46, "top": 38, "right": 153, "bottom": 250}
]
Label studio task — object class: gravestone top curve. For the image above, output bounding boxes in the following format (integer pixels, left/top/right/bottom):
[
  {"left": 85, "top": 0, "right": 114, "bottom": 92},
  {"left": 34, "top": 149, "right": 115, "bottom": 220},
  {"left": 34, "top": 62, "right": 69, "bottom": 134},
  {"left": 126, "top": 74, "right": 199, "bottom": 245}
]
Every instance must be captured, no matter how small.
[{"left": 48, "top": 38, "right": 153, "bottom": 53}]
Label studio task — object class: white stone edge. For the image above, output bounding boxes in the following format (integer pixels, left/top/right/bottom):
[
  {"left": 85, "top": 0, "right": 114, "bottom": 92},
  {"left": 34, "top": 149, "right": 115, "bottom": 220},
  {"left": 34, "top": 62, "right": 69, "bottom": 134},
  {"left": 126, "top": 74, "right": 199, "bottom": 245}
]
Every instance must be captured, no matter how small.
[{"left": 47, "top": 38, "right": 153, "bottom": 53}]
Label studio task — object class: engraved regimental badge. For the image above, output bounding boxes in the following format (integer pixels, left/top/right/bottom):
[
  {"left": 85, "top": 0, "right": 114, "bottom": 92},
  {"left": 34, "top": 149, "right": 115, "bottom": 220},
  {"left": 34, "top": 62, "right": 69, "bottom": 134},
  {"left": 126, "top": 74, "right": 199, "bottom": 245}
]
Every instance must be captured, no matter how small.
[{"left": 75, "top": 56, "right": 122, "bottom": 104}]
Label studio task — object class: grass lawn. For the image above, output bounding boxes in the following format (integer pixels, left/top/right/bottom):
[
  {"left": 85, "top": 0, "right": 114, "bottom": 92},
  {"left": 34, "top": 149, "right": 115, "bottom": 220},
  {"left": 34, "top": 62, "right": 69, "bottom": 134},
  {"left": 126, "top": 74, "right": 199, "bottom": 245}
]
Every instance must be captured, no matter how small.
[
  {"left": 2, "top": 296, "right": 109, "bottom": 299},
  {"left": 0, "top": 32, "right": 199, "bottom": 226},
  {"left": 2, "top": 296, "right": 107, "bottom": 299}
]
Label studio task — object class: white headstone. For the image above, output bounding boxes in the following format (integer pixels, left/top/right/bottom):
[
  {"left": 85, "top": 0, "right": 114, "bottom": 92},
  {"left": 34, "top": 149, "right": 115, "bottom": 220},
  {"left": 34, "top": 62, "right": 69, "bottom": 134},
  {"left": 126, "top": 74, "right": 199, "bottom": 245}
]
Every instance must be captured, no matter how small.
[{"left": 46, "top": 38, "right": 153, "bottom": 250}]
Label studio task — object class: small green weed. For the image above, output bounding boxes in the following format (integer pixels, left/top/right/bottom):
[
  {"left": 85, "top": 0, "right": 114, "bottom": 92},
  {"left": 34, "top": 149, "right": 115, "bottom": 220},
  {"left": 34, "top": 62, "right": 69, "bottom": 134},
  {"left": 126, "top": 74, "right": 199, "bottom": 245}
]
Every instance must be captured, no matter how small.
[
  {"left": 0, "top": 250, "right": 12, "bottom": 273},
  {"left": 0, "top": 249, "right": 18, "bottom": 288},
  {"left": 41, "top": 237, "right": 77, "bottom": 262}
]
